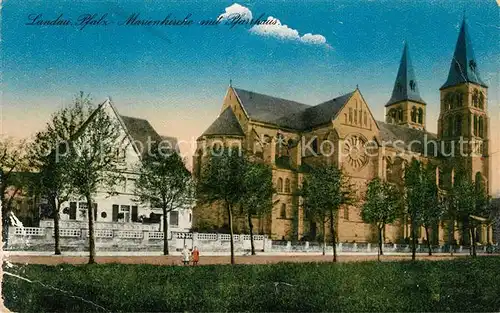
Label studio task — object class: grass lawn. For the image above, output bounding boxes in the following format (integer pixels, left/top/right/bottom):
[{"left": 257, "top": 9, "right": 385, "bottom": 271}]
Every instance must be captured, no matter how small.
[{"left": 3, "top": 257, "right": 500, "bottom": 312}]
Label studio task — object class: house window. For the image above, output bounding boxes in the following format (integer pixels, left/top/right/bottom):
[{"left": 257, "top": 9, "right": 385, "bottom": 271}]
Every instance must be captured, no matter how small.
[
  {"left": 78, "top": 202, "right": 88, "bottom": 220},
  {"left": 277, "top": 178, "right": 283, "bottom": 193},
  {"left": 120, "top": 205, "right": 131, "bottom": 223},
  {"left": 284, "top": 178, "right": 291, "bottom": 193},
  {"left": 280, "top": 204, "right": 286, "bottom": 219},
  {"left": 169, "top": 211, "right": 179, "bottom": 227},
  {"left": 127, "top": 178, "right": 136, "bottom": 194}
]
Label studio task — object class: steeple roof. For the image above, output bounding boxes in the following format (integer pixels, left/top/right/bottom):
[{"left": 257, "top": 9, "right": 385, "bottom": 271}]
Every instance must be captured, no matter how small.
[
  {"left": 441, "top": 17, "right": 487, "bottom": 89},
  {"left": 201, "top": 107, "right": 245, "bottom": 137},
  {"left": 386, "top": 42, "right": 426, "bottom": 107}
]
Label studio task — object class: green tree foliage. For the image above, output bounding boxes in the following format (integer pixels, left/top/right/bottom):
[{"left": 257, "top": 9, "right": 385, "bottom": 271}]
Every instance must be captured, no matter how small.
[
  {"left": 67, "top": 102, "right": 123, "bottom": 264},
  {"left": 404, "top": 159, "right": 423, "bottom": 261},
  {"left": 300, "top": 165, "right": 355, "bottom": 261},
  {"left": 135, "top": 143, "right": 193, "bottom": 255},
  {"left": 361, "top": 177, "right": 400, "bottom": 259},
  {"left": 417, "top": 163, "right": 444, "bottom": 256},
  {"left": 197, "top": 147, "right": 246, "bottom": 264},
  {"left": 453, "top": 168, "right": 490, "bottom": 257},
  {"left": 239, "top": 160, "right": 274, "bottom": 255},
  {"left": 0, "top": 137, "right": 28, "bottom": 243},
  {"left": 29, "top": 92, "right": 94, "bottom": 255}
]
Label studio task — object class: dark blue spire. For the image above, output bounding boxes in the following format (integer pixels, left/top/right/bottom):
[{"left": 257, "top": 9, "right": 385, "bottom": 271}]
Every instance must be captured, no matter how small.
[
  {"left": 386, "top": 42, "right": 426, "bottom": 107},
  {"left": 441, "top": 16, "right": 487, "bottom": 89}
]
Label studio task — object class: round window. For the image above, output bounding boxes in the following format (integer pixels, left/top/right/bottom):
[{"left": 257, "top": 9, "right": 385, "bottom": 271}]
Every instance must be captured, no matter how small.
[{"left": 101, "top": 212, "right": 107, "bottom": 219}]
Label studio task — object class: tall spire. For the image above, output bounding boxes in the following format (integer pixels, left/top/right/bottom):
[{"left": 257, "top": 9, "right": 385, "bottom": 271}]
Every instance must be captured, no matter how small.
[
  {"left": 441, "top": 16, "right": 487, "bottom": 89},
  {"left": 386, "top": 42, "right": 426, "bottom": 107}
]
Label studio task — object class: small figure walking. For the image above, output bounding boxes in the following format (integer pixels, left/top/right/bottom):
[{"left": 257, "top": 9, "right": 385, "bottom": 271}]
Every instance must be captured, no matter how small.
[
  {"left": 181, "top": 245, "right": 190, "bottom": 266},
  {"left": 191, "top": 246, "right": 200, "bottom": 266}
]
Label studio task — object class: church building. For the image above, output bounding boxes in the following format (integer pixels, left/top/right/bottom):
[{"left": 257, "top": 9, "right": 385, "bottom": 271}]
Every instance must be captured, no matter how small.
[{"left": 193, "top": 17, "right": 492, "bottom": 244}]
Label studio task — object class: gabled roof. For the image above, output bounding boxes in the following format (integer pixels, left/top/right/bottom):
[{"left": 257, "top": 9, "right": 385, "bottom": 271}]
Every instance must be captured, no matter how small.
[
  {"left": 264, "top": 90, "right": 355, "bottom": 131},
  {"left": 386, "top": 43, "right": 426, "bottom": 106},
  {"left": 233, "top": 88, "right": 311, "bottom": 125},
  {"left": 201, "top": 107, "right": 245, "bottom": 137},
  {"left": 120, "top": 115, "right": 164, "bottom": 155},
  {"left": 377, "top": 121, "right": 438, "bottom": 155},
  {"left": 441, "top": 17, "right": 487, "bottom": 90}
]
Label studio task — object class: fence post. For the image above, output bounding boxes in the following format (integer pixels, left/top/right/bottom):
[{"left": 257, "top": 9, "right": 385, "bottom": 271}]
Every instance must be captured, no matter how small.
[
  {"left": 353, "top": 243, "right": 358, "bottom": 252},
  {"left": 305, "top": 241, "right": 309, "bottom": 250},
  {"left": 286, "top": 241, "right": 291, "bottom": 251},
  {"left": 339, "top": 242, "right": 343, "bottom": 252}
]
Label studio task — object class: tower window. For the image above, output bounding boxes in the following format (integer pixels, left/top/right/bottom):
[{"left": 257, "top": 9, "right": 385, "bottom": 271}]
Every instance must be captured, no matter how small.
[
  {"left": 354, "top": 109, "right": 357, "bottom": 124},
  {"left": 396, "top": 82, "right": 403, "bottom": 93},
  {"left": 359, "top": 110, "right": 362, "bottom": 124},
  {"left": 411, "top": 106, "right": 417, "bottom": 123},
  {"left": 277, "top": 178, "right": 283, "bottom": 193},
  {"left": 280, "top": 204, "right": 287, "bottom": 219},
  {"left": 284, "top": 178, "right": 291, "bottom": 193},
  {"left": 397, "top": 108, "right": 403, "bottom": 122},
  {"left": 417, "top": 108, "right": 423, "bottom": 124},
  {"left": 409, "top": 80, "right": 416, "bottom": 91},
  {"left": 472, "top": 89, "right": 479, "bottom": 107},
  {"left": 349, "top": 108, "right": 353, "bottom": 123},
  {"left": 474, "top": 115, "right": 478, "bottom": 136},
  {"left": 478, "top": 116, "right": 484, "bottom": 138},
  {"left": 479, "top": 92, "right": 484, "bottom": 109},
  {"left": 469, "top": 60, "right": 477, "bottom": 73},
  {"left": 454, "top": 114, "right": 462, "bottom": 136}
]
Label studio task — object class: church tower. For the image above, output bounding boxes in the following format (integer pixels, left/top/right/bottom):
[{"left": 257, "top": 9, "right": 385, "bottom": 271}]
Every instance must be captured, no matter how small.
[
  {"left": 437, "top": 16, "right": 489, "bottom": 190},
  {"left": 385, "top": 42, "right": 427, "bottom": 130}
]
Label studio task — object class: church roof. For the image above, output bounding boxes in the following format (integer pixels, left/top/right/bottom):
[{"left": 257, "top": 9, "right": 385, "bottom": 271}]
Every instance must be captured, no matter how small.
[
  {"left": 386, "top": 43, "right": 426, "bottom": 106},
  {"left": 233, "top": 87, "right": 355, "bottom": 131},
  {"left": 201, "top": 107, "right": 245, "bottom": 137},
  {"left": 441, "top": 17, "right": 487, "bottom": 89},
  {"left": 233, "top": 88, "right": 311, "bottom": 126},
  {"left": 377, "top": 121, "right": 438, "bottom": 155}
]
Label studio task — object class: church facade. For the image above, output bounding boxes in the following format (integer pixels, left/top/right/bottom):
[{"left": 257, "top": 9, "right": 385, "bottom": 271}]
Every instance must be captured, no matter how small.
[{"left": 193, "top": 17, "right": 492, "bottom": 244}]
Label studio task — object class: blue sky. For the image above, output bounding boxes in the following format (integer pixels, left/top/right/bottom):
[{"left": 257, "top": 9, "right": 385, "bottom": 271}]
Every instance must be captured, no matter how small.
[{"left": 2, "top": 0, "right": 499, "bottom": 191}]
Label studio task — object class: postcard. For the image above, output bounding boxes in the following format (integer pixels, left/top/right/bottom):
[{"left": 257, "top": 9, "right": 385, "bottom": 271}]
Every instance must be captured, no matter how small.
[{"left": 1, "top": 0, "right": 499, "bottom": 312}]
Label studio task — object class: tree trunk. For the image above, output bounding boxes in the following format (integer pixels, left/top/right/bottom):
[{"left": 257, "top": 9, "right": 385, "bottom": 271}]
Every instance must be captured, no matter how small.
[
  {"left": 322, "top": 222, "right": 326, "bottom": 256},
  {"left": 448, "top": 219, "right": 454, "bottom": 256},
  {"left": 248, "top": 213, "right": 255, "bottom": 255},
  {"left": 378, "top": 226, "right": 383, "bottom": 260},
  {"left": 411, "top": 220, "right": 416, "bottom": 261},
  {"left": 87, "top": 196, "right": 96, "bottom": 264},
  {"left": 329, "top": 211, "right": 337, "bottom": 262},
  {"left": 425, "top": 226, "right": 432, "bottom": 256},
  {"left": 52, "top": 196, "right": 61, "bottom": 255},
  {"left": 227, "top": 202, "right": 235, "bottom": 265},
  {"left": 163, "top": 206, "right": 169, "bottom": 255},
  {"left": 471, "top": 227, "right": 477, "bottom": 257}
]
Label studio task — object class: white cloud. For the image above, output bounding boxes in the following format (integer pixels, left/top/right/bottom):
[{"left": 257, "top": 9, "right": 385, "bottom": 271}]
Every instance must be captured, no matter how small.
[
  {"left": 249, "top": 17, "right": 300, "bottom": 40},
  {"left": 219, "top": 3, "right": 330, "bottom": 48},
  {"left": 219, "top": 3, "right": 253, "bottom": 21}
]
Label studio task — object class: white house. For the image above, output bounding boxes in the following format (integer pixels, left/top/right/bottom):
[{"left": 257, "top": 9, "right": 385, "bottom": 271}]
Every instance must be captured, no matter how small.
[{"left": 40, "top": 99, "right": 193, "bottom": 235}]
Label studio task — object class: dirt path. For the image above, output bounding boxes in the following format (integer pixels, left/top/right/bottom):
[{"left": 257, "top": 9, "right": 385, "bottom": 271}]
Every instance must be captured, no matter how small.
[{"left": 5, "top": 254, "right": 465, "bottom": 266}]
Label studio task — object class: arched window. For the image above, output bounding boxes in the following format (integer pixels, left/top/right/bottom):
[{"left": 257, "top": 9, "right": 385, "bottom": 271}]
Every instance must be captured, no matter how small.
[
  {"left": 446, "top": 115, "right": 453, "bottom": 137},
  {"left": 358, "top": 109, "right": 362, "bottom": 124},
  {"left": 388, "top": 109, "right": 397, "bottom": 124},
  {"left": 417, "top": 108, "right": 423, "bottom": 124},
  {"left": 456, "top": 92, "right": 464, "bottom": 107},
  {"left": 354, "top": 109, "right": 357, "bottom": 124},
  {"left": 479, "top": 92, "right": 484, "bottom": 109},
  {"left": 344, "top": 113, "right": 348, "bottom": 124},
  {"left": 349, "top": 108, "right": 353, "bottom": 123},
  {"left": 454, "top": 114, "right": 462, "bottom": 136},
  {"left": 277, "top": 178, "right": 283, "bottom": 192},
  {"left": 411, "top": 106, "right": 417, "bottom": 123},
  {"left": 397, "top": 108, "right": 403, "bottom": 122},
  {"left": 280, "top": 204, "right": 287, "bottom": 219},
  {"left": 473, "top": 115, "right": 479, "bottom": 136},
  {"left": 284, "top": 178, "right": 291, "bottom": 193},
  {"left": 444, "top": 93, "right": 452, "bottom": 110},
  {"left": 472, "top": 89, "right": 479, "bottom": 107},
  {"left": 478, "top": 116, "right": 484, "bottom": 138}
]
